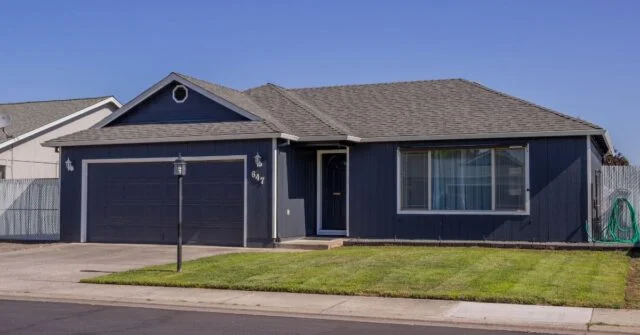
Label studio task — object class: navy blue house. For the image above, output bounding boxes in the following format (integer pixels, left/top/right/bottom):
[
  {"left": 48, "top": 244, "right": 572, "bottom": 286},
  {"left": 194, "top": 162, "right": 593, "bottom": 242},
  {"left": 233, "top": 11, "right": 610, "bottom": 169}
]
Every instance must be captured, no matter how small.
[{"left": 45, "top": 73, "right": 612, "bottom": 247}]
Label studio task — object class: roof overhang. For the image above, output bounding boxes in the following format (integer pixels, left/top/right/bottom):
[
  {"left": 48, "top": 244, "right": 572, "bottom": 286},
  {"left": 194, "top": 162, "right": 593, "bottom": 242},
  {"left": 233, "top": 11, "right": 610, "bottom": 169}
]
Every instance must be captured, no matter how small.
[
  {"left": 294, "top": 129, "right": 612, "bottom": 150},
  {"left": 601, "top": 130, "right": 614, "bottom": 154},
  {"left": 297, "top": 135, "right": 362, "bottom": 142},
  {"left": 94, "top": 73, "right": 262, "bottom": 128},
  {"left": 1, "top": 97, "right": 121, "bottom": 152},
  {"left": 44, "top": 132, "right": 299, "bottom": 148},
  {"left": 45, "top": 128, "right": 613, "bottom": 152},
  {"left": 357, "top": 129, "right": 610, "bottom": 144}
]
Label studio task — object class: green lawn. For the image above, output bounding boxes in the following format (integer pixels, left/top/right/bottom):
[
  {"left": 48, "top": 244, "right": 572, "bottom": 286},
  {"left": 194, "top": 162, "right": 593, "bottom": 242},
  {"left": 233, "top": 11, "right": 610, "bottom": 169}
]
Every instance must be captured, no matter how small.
[{"left": 82, "top": 246, "right": 632, "bottom": 308}]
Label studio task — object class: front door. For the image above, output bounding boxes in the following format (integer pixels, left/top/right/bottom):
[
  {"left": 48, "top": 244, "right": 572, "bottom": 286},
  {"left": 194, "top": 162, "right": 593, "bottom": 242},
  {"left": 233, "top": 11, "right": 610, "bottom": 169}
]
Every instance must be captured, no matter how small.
[{"left": 318, "top": 151, "right": 347, "bottom": 235}]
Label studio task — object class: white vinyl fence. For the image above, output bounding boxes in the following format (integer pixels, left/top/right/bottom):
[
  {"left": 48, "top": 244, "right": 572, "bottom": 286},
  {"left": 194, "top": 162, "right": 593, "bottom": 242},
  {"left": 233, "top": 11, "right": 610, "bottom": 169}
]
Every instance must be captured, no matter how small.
[
  {"left": 0, "top": 179, "right": 59, "bottom": 241},
  {"left": 595, "top": 166, "right": 640, "bottom": 242}
]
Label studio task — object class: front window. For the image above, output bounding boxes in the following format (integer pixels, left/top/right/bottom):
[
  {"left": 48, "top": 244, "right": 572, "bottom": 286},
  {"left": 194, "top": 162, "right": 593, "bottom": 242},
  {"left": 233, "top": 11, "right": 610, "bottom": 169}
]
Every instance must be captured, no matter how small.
[{"left": 399, "top": 146, "right": 528, "bottom": 213}]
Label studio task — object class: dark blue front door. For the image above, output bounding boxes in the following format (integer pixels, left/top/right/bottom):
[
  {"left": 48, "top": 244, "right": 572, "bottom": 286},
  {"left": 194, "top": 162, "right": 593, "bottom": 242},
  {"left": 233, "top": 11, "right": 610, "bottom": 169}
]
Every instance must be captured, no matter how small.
[{"left": 321, "top": 153, "right": 347, "bottom": 233}]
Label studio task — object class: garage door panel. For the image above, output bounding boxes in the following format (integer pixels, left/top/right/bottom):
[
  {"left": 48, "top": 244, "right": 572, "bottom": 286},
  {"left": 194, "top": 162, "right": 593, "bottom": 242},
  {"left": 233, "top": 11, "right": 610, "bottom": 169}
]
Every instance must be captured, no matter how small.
[{"left": 87, "top": 160, "right": 244, "bottom": 246}]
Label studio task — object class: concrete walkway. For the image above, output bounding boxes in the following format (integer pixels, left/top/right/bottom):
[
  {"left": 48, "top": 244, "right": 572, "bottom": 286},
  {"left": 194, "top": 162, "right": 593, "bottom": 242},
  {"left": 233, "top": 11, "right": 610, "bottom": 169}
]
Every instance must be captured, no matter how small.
[{"left": 0, "top": 244, "right": 637, "bottom": 334}]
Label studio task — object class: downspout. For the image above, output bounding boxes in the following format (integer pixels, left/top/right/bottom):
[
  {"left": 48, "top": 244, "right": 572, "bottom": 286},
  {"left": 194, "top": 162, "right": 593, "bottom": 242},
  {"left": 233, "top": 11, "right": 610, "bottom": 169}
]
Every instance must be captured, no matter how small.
[{"left": 272, "top": 138, "right": 278, "bottom": 245}]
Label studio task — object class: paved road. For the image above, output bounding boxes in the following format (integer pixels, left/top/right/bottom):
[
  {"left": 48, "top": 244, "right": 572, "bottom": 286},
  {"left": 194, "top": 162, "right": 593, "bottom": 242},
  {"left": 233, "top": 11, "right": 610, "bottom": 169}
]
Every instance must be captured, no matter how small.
[{"left": 0, "top": 300, "right": 546, "bottom": 335}]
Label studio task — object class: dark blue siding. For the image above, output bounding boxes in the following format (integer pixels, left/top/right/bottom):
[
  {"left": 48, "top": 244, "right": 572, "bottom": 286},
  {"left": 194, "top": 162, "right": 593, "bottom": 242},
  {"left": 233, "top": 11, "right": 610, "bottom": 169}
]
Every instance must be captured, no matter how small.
[
  {"left": 59, "top": 139, "right": 273, "bottom": 247},
  {"left": 348, "top": 137, "right": 589, "bottom": 242},
  {"left": 276, "top": 145, "right": 317, "bottom": 238},
  {"left": 589, "top": 136, "right": 604, "bottom": 231},
  {"left": 110, "top": 81, "right": 249, "bottom": 125},
  {"left": 590, "top": 136, "right": 604, "bottom": 175}
]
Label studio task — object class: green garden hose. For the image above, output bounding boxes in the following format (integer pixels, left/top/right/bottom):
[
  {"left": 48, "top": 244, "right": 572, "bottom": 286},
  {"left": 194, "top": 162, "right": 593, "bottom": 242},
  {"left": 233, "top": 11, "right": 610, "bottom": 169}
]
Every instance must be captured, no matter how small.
[
  {"left": 607, "top": 197, "right": 639, "bottom": 244},
  {"left": 591, "top": 197, "right": 640, "bottom": 244}
]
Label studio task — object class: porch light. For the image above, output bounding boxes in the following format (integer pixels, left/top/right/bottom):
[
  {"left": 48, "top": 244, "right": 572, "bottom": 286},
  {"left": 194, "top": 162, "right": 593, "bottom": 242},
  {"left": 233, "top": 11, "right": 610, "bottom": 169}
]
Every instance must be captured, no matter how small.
[
  {"left": 254, "top": 152, "right": 263, "bottom": 168},
  {"left": 65, "top": 158, "right": 74, "bottom": 172},
  {"left": 173, "top": 153, "right": 187, "bottom": 273}
]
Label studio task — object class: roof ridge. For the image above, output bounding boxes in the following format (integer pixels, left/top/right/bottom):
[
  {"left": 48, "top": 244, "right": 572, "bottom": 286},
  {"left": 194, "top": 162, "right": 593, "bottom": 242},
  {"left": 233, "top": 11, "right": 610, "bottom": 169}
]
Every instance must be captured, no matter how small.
[
  {"left": 289, "top": 78, "right": 462, "bottom": 91},
  {"left": 0, "top": 96, "right": 113, "bottom": 106},
  {"left": 266, "top": 83, "right": 352, "bottom": 135},
  {"left": 459, "top": 79, "right": 602, "bottom": 130},
  {"left": 173, "top": 72, "right": 244, "bottom": 94}
]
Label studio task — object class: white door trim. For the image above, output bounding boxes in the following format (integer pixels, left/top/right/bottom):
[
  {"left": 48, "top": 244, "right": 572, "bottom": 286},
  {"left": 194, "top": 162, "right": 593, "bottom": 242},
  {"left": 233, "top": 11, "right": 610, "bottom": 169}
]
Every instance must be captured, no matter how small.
[
  {"left": 80, "top": 155, "right": 248, "bottom": 247},
  {"left": 316, "top": 149, "right": 349, "bottom": 236}
]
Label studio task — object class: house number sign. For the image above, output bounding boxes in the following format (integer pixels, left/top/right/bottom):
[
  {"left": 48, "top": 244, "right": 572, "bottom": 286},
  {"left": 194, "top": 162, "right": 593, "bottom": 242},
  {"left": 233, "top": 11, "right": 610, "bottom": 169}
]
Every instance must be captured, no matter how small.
[{"left": 251, "top": 152, "right": 265, "bottom": 185}]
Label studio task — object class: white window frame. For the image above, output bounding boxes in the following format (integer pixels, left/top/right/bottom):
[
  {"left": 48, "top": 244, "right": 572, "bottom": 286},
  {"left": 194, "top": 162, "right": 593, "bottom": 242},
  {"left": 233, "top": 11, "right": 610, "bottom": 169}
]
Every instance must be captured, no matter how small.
[
  {"left": 172, "top": 85, "right": 189, "bottom": 103},
  {"left": 396, "top": 145, "right": 530, "bottom": 216}
]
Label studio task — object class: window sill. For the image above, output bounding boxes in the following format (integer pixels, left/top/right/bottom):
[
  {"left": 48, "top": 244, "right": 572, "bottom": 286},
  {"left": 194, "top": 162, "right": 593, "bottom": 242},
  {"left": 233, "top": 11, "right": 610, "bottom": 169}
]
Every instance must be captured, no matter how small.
[{"left": 397, "top": 209, "right": 529, "bottom": 216}]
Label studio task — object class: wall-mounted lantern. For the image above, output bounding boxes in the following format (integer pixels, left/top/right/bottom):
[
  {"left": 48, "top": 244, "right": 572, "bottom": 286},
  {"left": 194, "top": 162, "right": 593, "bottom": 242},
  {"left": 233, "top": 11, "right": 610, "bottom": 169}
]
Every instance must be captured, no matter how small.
[
  {"left": 65, "top": 158, "right": 74, "bottom": 172},
  {"left": 254, "top": 152, "right": 263, "bottom": 168}
]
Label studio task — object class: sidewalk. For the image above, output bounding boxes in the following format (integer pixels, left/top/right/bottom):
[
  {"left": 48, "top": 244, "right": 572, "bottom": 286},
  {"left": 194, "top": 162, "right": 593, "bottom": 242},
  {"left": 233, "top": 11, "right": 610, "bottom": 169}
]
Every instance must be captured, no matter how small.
[{"left": 0, "top": 278, "right": 638, "bottom": 334}]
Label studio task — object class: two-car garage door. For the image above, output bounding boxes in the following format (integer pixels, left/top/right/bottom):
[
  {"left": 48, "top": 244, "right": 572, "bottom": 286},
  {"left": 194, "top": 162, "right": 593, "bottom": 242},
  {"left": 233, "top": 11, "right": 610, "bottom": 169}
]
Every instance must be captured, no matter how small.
[{"left": 86, "top": 159, "right": 244, "bottom": 246}]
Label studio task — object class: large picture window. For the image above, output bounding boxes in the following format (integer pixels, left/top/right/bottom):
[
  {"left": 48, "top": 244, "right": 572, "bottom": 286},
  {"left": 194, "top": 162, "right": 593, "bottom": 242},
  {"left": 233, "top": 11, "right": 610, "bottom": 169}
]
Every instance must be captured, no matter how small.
[{"left": 399, "top": 146, "right": 528, "bottom": 214}]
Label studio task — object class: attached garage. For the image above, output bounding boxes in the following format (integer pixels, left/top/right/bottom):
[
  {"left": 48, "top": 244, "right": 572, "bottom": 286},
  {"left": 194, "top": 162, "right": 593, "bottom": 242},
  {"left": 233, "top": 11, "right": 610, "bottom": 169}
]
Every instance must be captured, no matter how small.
[{"left": 83, "top": 157, "right": 246, "bottom": 246}]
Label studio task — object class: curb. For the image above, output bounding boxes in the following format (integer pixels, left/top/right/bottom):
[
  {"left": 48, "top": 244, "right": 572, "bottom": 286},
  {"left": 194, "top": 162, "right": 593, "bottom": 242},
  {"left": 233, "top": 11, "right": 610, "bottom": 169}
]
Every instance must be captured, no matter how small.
[{"left": 0, "top": 292, "right": 597, "bottom": 335}]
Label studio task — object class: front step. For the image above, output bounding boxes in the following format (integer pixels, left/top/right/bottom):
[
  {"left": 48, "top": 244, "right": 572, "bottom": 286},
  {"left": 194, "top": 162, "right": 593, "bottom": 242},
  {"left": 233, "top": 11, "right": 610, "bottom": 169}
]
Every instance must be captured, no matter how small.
[{"left": 275, "top": 238, "right": 344, "bottom": 250}]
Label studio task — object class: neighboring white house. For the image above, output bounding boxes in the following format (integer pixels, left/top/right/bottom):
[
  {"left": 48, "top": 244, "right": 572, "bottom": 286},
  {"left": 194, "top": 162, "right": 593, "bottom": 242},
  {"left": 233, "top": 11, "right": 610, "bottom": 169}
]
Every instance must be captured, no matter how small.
[{"left": 0, "top": 97, "right": 121, "bottom": 179}]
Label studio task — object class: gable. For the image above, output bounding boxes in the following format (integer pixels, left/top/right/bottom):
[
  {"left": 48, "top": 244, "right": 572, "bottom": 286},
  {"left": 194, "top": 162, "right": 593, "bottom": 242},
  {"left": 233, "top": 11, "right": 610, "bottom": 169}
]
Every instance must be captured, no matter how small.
[{"left": 109, "top": 81, "right": 250, "bottom": 126}]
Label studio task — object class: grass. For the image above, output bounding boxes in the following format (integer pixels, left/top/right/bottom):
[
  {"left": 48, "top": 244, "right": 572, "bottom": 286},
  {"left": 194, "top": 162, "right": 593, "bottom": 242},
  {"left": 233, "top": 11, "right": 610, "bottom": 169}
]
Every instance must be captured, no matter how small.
[
  {"left": 82, "top": 246, "right": 633, "bottom": 308},
  {"left": 625, "top": 251, "right": 640, "bottom": 309}
]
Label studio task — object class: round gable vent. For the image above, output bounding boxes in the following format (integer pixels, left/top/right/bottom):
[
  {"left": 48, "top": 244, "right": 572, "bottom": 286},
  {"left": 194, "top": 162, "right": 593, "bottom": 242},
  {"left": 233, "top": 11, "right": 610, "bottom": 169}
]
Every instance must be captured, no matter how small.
[{"left": 172, "top": 85, "right": 188, "bottom": 103}]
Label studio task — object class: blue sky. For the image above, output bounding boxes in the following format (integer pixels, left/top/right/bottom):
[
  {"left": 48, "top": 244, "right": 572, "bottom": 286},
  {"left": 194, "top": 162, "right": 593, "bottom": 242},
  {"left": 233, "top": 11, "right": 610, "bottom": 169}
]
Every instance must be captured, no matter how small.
[{"left": 1, "top": 0, "right": 638, "bottom": 162}]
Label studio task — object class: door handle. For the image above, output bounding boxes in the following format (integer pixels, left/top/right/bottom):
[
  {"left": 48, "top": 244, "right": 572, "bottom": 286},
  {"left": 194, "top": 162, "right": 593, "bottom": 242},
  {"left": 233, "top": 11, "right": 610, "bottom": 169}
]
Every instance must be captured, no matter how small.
[{"left": 333, "top": 192, "right": 342, "bottom": 196}]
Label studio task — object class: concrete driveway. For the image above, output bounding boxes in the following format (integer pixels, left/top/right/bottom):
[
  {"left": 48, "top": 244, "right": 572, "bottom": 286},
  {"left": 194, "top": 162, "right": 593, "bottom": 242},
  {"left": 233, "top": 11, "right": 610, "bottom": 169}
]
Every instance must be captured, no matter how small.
[{"left": 0, "top": 243, "right": 248, "bottom": 289}]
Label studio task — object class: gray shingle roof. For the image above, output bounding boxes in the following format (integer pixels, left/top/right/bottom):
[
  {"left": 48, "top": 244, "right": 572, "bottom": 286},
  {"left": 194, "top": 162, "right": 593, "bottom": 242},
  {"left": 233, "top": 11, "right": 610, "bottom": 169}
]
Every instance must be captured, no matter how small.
[
  {"left": 0, "top": 97, "right": 112, "bottom": 144},
  {"left": 286, "top": 79, "right": 601, "bottom": 138},
  {"left": 44, "top": 121, "right": 276, "bottom": 146},
  {"left": 244, "top": 84, "right": 346, "bottom": 137},
  {"left": 45, "top": 74, "right": 606, "bottom": 147}
]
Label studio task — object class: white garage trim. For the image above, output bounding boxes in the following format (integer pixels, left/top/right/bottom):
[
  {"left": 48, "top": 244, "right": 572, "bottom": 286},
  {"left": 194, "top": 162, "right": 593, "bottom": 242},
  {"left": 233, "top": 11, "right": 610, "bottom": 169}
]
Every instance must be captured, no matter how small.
[{"left": 80, "top": 155, "right": 248, "bottom": 247}]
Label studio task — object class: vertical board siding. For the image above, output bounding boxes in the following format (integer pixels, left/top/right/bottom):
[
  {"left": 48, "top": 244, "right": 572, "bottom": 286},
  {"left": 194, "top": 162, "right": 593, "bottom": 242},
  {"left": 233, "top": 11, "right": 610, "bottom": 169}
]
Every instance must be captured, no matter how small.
[
  {"left": 277, "top": 145, "right": 317, "bottom": 238},
  {"left": 598, "top": 166, "right": 640, "bottom": 241},
  {"left": 60, "top": 139, "right": 273, "bottom": 247},
  {"left": 0, "top": 179, "right": 59, "bottom": 240},
  {"left": 589, "top": 137, "right": 604, "bottom": 237},
  {"left": 349, "top": 137, "right": 588, "bottom": 242},
  {"left": 110, "top": 82, "right": 248, "bottom": 126}
]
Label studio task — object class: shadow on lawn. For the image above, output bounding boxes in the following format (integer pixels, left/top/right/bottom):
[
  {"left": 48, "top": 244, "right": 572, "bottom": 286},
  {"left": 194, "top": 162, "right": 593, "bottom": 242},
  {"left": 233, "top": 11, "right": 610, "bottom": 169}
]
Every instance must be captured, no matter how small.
[
  {"left": 625, "top": 249, "right": 640, "bottom": 309},
  {"left": 127, "top": 269, "right": 175, "bottom": 274}
]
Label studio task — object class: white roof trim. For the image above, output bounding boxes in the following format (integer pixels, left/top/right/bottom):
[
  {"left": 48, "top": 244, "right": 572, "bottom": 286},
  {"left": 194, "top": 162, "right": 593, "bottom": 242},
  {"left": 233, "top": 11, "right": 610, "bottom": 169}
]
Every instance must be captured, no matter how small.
[
  {"left": 0, "top": 97, "right": 120, "bottom": 152},
  {"left": 44, "top": 132, "right": 299, "bottom": 147},
  {"left": 602, "top": 130, "right": 613, "bottom": 154},
  {"left": 297, "top": 135, "right": 362, "bottom": 142},
  {"left": 95, "top": 73, "right": 261, "bottom": 128},
  {"left": 295, "top": 130, "right": 607, "bottom": 143},
  {"left": 357, "top": 130, "right": 607, "bottom": 143},
  {"left": 47, "top": 128, "right": 610, "bottom": 148}
]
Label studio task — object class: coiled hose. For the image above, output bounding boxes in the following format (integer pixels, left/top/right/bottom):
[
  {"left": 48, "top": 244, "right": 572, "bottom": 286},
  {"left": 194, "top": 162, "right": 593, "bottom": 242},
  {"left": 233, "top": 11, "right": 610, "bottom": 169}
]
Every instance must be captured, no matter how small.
[
  {"left": 591, "top": 197, "right": 640, "bottom": 244},
  {"left": 607, "top": 197, "right": 639, "bottom": 243}
]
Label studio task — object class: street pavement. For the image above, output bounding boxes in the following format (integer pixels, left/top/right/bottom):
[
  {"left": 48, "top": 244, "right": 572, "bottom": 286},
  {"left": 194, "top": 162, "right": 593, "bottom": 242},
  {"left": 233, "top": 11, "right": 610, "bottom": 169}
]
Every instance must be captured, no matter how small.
[{"left": 0, "top": 300, "right": 544, "bottom": 335}]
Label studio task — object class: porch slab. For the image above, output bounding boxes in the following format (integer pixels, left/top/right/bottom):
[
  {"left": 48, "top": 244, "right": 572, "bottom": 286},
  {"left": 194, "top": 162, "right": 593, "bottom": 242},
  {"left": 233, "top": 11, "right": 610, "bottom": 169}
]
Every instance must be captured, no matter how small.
[
  {"left": 275, "top": 238, "right": 344, "bottom": 250},
  {"left": 344, "top": 238, "right": 638, "bottom": 251}
]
